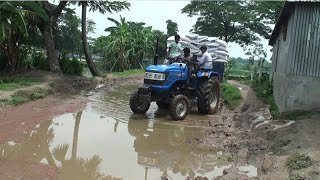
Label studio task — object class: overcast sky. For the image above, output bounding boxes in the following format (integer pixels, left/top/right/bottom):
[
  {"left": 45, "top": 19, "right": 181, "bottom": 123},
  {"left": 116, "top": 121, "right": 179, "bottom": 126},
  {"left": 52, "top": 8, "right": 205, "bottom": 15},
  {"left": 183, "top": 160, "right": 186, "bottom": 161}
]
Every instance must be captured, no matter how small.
[{"left": 68, "top": 1, "right": 272, "bottom": 59}]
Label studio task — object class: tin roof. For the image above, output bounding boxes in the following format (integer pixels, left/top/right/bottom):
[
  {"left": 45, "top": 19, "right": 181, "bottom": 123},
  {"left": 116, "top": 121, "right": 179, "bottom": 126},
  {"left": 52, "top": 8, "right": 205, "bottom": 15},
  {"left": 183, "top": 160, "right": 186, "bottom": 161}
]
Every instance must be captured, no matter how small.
[{"left": 268, "top": 1, "right": 320, "bottom": 46}]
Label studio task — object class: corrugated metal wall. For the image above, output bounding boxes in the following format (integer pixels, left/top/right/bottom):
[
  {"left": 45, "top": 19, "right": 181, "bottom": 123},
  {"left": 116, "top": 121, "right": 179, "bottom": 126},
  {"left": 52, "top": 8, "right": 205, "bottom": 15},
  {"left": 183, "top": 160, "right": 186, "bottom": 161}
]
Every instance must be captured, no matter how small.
[
  {"left": 288, "top": 4, "right": 320, "bottom": 77},
  {"left": 271, "top": 9, "right": 295, "bottom": 76}
]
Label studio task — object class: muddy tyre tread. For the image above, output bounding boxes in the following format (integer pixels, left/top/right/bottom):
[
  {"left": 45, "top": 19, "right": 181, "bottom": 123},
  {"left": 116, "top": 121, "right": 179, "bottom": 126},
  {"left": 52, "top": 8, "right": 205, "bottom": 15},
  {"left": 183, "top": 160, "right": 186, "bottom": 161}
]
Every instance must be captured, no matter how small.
[
  {"left": 197, "top": 78, "right": 220, "bottom": 114},
  {"left": 130, "top": 91, "right": 150, "bottom": 114}
]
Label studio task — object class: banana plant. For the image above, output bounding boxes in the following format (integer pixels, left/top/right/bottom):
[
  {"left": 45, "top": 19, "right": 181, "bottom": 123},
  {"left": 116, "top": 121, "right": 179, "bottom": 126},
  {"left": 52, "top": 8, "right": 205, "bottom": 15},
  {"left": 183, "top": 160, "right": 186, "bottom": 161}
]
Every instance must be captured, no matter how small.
[{"left": 0, "top": 1, "right": 47, "bottom": 72}]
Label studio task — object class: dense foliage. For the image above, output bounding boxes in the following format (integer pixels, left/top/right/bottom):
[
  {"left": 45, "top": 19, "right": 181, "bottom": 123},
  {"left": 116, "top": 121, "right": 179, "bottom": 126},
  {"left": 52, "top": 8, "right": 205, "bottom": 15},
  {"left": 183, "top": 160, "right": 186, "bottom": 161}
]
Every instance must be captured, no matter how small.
[
  {"left": 92, "top": 17, "right": 167, "bottom": 72},
  {"left": 0, "top": 1, "right": 285, "bottom": 76},
  {"left": 182, "top": 1, "right": 284, "bottom": 46}
]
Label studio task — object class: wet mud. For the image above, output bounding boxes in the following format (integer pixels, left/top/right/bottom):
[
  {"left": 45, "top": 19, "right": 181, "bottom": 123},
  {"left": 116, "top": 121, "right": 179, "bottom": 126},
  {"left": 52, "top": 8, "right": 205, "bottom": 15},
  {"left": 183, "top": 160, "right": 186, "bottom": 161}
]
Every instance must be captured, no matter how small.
[{"left": 1, "top": 76, "right": 319, "bottom": 180}]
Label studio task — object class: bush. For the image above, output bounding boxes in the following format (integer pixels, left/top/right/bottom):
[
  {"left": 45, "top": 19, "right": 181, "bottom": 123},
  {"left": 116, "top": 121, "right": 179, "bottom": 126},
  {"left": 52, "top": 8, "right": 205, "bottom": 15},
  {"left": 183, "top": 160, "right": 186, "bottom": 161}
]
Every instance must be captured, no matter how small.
[
  {"left": 286, "top": 153, "right": 313, "bottom": 170},
  {"left": 60, "top": 54, "right": 83, "bottom": 75},
  {"left": 250, "top": 73, "right": 279, "bottom": 118},
  {"left": 32, "top": 51, "right": 49, "bottom": 71},
  {"left": 221, "top": 82, "right": 243, "bottom": 110},
  {"left": 0, "top": 54, "right": 6, "bottom": 71},
  {"left": 9, "top": 88, "right": 51, "bottom": 105}
]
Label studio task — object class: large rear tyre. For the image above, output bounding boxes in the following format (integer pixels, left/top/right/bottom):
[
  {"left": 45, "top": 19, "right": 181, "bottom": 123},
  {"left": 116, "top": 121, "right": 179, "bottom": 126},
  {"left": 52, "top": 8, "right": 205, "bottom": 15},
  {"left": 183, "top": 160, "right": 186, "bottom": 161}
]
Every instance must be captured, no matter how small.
[
  {"left": 156, "top": 101, "right": 169, "bottom": 109},
  {"left": 198, "top": 78, "right": 220, "bottom": 114},
  {"left": 169, "top": 94, "right": 189, "bottom": 120},
  {"left": 130, "top": 91, "right": 150, "bottom": 114}
]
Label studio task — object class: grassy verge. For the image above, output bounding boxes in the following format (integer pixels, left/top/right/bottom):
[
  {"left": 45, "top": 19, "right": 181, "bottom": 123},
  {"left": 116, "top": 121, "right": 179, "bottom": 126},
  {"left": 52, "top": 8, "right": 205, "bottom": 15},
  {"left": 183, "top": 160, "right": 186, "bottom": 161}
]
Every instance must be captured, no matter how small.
[
  {"left": 286, "top": 152, "right": 313, "bottom": 170},
  {"left": 221, "top": 82, "right": 243, "bottom": 110},
  {"left": 0, "top": 77, "right": 41, "bottom": 91},
  {"left": 240, "top": 79, "right": 280, "bottom": 118},
  {"left": 109, "top": 69, "right": 144, "bottom": 78},
  {"left": 2, "top": 88, "right": 53, "bottom": 106}
]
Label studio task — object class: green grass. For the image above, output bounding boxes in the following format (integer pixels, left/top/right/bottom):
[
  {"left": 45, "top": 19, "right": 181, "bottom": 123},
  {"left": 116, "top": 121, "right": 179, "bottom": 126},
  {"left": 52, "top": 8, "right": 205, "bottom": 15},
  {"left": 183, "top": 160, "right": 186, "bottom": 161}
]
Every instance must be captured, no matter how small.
[
  {"left": 109, "top": 69, "right": 144, "bottom": 77},
  {"left": 221, "top": 82, "right": 243, "bottom": 110},
  {"left": 239, "top": 78, "right": 280, "bottom": 118},
  {"left": 0, "top": 78, "right": 41, "bottom": 91},
  {"left": 286, "top": 153, "right": 313, "bottom": 170},
  {"left": 287, "top": 174, "right": 307, "bottom": 180},
  {"left": 7, "top": 88, "right": 52, "bottom": 106}
]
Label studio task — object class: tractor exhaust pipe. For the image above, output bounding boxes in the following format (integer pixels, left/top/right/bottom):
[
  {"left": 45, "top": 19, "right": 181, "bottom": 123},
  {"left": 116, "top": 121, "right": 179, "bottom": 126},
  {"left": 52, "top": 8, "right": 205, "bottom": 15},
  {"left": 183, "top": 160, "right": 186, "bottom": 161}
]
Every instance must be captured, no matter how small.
[{"left": 153, "top": 35, "right": 159, "bottom": 65}]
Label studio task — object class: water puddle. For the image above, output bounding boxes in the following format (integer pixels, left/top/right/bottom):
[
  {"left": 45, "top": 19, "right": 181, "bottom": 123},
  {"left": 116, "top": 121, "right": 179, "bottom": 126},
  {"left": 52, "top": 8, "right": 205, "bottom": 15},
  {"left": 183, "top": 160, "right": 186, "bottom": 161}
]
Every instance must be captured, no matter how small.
[{"left": 0, "top": 85, "right": 257, "bottom": 179}]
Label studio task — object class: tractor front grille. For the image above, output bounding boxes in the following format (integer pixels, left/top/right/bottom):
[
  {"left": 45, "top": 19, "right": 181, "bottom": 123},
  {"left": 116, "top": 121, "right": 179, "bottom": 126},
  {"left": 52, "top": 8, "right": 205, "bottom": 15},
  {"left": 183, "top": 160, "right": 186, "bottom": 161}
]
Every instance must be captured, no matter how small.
[{"left": 144, "top": 79, "right": 166, "bottom": 86}]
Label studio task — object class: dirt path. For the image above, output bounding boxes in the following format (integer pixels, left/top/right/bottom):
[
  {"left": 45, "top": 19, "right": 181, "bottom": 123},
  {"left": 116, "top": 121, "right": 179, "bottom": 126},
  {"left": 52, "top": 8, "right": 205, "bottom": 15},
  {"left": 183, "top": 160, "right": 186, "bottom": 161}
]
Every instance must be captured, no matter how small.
[{"left": 0, "top": 72, "right": 319, "bottom": 180}]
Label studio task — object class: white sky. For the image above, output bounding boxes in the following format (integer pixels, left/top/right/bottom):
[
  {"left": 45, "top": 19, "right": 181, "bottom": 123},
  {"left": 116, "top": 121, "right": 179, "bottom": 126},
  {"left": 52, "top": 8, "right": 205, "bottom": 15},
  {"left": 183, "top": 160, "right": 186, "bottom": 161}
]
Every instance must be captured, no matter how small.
[{"left": 68, "top": 0, "right": 272, "bottom": 59}]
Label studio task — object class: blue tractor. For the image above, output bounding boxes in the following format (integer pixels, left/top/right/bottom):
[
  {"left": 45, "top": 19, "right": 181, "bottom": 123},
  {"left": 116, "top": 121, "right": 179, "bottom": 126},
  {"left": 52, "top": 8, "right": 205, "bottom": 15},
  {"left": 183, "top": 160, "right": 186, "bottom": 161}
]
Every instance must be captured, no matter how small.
[{"left": 130, "top": 36, "right": 221, "bottom": 120}]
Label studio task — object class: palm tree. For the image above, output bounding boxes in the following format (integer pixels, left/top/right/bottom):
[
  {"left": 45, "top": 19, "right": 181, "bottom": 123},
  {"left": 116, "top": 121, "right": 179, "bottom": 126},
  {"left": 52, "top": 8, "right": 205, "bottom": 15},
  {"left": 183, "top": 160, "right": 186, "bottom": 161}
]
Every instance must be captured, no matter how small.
[
  {"left": 78, "top": 0, "right": 130, "bottom": 76},
  {"left": 0, "top": 1, "right": 48, "bottom": 72}
]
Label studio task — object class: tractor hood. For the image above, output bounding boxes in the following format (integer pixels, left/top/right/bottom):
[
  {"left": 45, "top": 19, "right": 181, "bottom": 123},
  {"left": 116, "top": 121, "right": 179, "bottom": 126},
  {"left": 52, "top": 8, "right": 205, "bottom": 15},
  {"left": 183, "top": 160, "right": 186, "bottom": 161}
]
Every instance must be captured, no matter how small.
[{"left": 146, "top": 63, "right": 187, "bottom": 73}]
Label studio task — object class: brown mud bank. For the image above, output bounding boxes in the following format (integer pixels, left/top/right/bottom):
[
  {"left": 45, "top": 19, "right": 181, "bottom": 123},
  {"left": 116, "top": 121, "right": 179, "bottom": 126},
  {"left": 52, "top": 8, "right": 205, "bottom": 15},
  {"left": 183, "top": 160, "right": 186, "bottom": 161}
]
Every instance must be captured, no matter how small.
[
  {"left": 1, "top": 71, "right": 319, "bottom": 180},
  {"left": 190, "top": 81, "right": 320, "bottom": 180}
]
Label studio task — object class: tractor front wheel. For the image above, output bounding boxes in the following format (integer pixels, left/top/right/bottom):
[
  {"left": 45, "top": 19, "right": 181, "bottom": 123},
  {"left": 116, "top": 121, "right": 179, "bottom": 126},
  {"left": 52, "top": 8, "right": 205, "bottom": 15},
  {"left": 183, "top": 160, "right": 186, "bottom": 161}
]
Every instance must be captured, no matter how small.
[
  {"left": 169, "top": 94, "right": 189, "bottom": 120},
  {"left": 130, "top": 91, "right": 150, "bottom": 114}
]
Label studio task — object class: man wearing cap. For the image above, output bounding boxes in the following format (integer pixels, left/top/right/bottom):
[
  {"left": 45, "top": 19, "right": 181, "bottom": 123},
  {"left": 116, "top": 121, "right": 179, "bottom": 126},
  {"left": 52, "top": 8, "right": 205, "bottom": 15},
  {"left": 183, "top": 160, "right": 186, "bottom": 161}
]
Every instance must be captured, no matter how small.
[{"left": 199, "top": 46, "right": 213, "bottom": 70}]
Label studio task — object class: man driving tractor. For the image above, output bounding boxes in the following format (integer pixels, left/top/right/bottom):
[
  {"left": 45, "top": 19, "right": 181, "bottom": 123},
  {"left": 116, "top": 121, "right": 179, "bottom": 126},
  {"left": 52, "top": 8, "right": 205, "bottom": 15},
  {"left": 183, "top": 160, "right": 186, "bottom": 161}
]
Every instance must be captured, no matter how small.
[{"left": 198, "top": 45, "right": 213, "bottom": 70}]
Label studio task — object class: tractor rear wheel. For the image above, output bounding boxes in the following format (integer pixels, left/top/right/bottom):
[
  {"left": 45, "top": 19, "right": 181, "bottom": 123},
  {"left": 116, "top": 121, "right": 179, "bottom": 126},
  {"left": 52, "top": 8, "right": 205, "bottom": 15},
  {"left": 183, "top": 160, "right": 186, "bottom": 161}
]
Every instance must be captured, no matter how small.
[
  {"left": 156, "top": 101, "right": 169, "bottom": 109},
  {"left": 169, "top": 94, "right": 189, "bottom": 120},
  {"left": 130, "top": 91, "right": 150, "bottom": 114},
  {"left": 197, "top": 78, "right": 220, "bottom": 114}
]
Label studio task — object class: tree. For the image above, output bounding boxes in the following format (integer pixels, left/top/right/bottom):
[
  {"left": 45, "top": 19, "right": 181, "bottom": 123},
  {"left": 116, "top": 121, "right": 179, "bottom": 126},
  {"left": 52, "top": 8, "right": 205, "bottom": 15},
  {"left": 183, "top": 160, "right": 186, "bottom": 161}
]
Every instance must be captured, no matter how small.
[
  {"left": 37, "top": 1, "right": 68, "bottom": 73},
  {"left": 78, "top": 0, "right": 130, "bottom": 77},
  {"left": 245, "top": 42, "right": 266, "bottom": 81},
  {"left": 104, "top": 17, "right": 156, "bottom": 72},
  {"left": 56, "top": 8, "right": 82, "bottom": 59},
  {"left": 105, "top": 16, "right": 130, "bottom": 72},
  {"left": 0, "top": 1, "right": 48, "bottom": 72},
  {"left": 181, "top": 1, "right": 284, "bottom": 46},
  {"left": 152, "top": 30, "right": 167, "bottom": 60},
  {"left": 166, "top": 19, "right": 178, "bottom": 37},
  {"left": 250, "top": 1, "right": 285, "bottom": 25}
]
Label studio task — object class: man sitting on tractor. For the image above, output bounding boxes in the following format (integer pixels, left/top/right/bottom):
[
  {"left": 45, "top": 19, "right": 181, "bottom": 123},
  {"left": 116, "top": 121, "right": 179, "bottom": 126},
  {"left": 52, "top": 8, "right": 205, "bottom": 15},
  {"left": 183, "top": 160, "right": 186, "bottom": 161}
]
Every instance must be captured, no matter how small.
[
  {"left": 182, "top": 47, "right": 196, "bottom": 86},
  {"left": 167, "top": 35, "right": 183, "bottom": 63},
  {"left": 199, "top": 45, "right": 213, "bottom": 70}
]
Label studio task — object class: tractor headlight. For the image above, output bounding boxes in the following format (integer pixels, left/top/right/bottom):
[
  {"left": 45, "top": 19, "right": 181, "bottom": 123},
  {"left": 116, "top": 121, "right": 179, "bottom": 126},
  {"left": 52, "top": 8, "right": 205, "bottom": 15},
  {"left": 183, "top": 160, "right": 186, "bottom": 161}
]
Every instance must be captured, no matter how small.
[{"left": 145, "top": 72, "right": 166, "bottom": 81}]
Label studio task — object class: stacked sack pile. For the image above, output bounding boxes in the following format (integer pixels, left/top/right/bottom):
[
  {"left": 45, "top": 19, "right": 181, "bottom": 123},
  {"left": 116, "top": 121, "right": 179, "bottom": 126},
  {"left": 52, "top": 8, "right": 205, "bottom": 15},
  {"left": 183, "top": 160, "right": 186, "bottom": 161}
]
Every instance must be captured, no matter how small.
[{"left": 167, "top": 34, "right": 229, "bottom": 63}]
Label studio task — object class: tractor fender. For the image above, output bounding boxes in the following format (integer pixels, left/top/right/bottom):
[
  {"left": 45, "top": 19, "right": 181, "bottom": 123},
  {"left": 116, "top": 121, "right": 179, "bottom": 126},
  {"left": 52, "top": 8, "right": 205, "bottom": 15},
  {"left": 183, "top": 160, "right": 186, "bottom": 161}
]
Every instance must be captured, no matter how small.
[{"left": 196, "top": 70, "right": 219, "bottom": 79}]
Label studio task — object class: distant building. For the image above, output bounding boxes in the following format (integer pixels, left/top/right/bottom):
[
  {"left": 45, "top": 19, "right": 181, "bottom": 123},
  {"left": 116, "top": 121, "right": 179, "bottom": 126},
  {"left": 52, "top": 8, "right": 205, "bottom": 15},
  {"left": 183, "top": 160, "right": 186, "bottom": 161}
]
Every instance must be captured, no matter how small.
[{"left": 269, "top": 2, "right": 320, "bottom": 112}]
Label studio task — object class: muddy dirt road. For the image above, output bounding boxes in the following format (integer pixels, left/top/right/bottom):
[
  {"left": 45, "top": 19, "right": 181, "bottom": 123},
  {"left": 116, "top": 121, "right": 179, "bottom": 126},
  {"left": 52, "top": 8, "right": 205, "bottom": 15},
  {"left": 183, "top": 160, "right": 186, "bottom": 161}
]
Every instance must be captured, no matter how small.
[{"left": 0, "top": 75, "right": 319, "bottom": 180}]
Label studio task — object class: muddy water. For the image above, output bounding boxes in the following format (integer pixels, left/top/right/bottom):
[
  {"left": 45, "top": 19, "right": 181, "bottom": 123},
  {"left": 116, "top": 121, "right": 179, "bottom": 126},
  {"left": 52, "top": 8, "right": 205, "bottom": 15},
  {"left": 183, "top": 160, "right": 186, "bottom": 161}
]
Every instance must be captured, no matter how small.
[{"left": 0, "top": 85, "right": 254, "bottom": 179}]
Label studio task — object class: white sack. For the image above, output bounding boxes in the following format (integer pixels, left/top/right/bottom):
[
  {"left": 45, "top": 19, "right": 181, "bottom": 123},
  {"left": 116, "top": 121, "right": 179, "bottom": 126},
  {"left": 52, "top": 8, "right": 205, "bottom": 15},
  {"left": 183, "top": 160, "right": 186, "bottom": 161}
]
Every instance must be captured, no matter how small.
[
  {"left": 207, "top": 42, "right": 219, "bottom": 48},
  {"left": 186, "top": 34, "right": 198, "bottom": 40},
  {"left": 208, "top": 37, "right": 219, "bottom": 41},
  {"left": 216, "top": 50, "right": 229, "bottom": 57},
  {"left": 213, "top": 59, "right": 228, "bottom": 63},
  {"left": 216, "top": 54, "right": 228, "bottom": 60},
  {"left": 180, "top": 36, "right": 190, "bottom": 42},
  {"left": 215, "top": 39, "right": 227, "bottom": 47},
  {"left": 218, "top": 46, "right": 229, "bottom": 53},
  {"left": 207, "top": 48, "right": 219, "bottom": 53}
]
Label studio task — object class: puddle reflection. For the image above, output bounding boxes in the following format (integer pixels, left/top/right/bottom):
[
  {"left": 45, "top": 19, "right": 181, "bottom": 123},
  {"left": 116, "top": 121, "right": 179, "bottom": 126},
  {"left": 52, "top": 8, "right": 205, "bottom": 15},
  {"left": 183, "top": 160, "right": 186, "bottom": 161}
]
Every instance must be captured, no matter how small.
[{"left": 0, "top": 84, "right": 256, "bottom": 179}]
